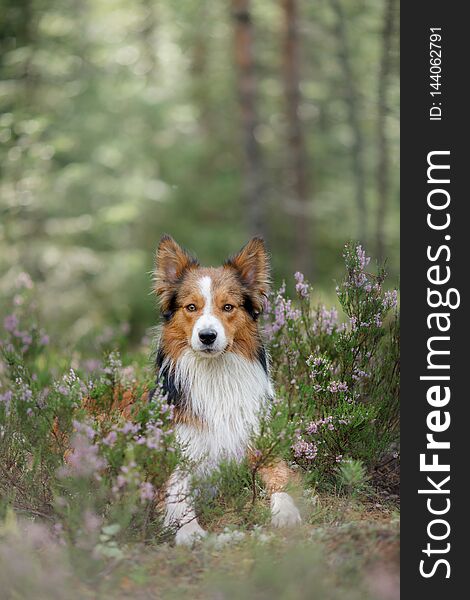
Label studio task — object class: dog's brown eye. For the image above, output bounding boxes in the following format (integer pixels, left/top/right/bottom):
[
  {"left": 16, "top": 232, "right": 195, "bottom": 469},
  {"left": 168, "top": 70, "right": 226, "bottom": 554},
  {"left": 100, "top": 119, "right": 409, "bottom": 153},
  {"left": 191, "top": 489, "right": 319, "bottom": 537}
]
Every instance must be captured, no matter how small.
[
  {"left": 186, "top": 304, "right": 197, "bottom": 312},
  {"left": 223, "top": 304, "right": 234, "bottom": 312}
]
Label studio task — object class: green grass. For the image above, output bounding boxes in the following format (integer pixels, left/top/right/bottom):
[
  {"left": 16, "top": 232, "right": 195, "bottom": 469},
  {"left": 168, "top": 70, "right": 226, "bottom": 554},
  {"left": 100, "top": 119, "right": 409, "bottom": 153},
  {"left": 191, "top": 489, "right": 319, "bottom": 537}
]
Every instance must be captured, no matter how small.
[{"left": 0, "top": 495, "right": 399, "bottom": 599}]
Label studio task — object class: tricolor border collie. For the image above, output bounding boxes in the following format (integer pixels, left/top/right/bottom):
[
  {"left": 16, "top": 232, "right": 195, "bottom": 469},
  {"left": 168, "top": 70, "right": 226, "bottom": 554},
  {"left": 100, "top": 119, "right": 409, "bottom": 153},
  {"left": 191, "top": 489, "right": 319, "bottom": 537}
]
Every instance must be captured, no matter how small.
[{"left": 154, "top": 235, "right": 301, "bottom": 545}]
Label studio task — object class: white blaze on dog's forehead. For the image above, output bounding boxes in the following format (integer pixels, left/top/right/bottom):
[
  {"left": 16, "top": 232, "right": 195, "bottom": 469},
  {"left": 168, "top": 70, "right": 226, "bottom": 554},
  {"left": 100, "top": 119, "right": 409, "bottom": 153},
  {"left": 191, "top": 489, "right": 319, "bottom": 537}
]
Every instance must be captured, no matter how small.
[{"left": 198, "top": 276, "right": 212, "bottom": 313}]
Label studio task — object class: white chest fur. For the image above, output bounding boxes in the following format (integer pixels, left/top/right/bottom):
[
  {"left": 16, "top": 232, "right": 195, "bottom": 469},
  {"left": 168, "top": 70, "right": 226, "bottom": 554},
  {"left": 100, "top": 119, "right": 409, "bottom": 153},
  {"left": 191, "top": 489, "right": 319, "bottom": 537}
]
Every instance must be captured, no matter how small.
[{"left": 171, "top": 350, "right": 273, "bottom": 470}]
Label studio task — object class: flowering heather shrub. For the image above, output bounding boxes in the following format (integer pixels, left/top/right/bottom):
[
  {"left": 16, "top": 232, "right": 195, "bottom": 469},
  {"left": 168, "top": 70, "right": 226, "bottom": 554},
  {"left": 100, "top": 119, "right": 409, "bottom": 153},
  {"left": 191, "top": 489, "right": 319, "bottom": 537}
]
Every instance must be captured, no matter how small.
[
  {"left": 0, "top": 241, "right": 399, "bottom": 565},
  {"left": 0, "top": 282, "right": 177, "bottom": 549},
  {"left": 264, "top": 242, "right": 399, "bottom": 487}
]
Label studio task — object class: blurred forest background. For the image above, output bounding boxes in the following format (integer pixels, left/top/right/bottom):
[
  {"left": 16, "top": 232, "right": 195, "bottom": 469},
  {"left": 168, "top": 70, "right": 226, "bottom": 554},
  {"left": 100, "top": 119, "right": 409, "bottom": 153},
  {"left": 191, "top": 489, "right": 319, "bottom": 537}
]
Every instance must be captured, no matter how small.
[{"left": 0, "top": 0, "right": 399, "bottom": 345}]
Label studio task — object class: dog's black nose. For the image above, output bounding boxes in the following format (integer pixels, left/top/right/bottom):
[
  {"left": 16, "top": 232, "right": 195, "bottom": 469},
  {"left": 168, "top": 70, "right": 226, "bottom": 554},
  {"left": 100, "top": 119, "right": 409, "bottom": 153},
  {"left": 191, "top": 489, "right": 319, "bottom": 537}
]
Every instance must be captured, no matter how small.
[{"left": 199, "top": 329, "right": 217, "bottom": 345}]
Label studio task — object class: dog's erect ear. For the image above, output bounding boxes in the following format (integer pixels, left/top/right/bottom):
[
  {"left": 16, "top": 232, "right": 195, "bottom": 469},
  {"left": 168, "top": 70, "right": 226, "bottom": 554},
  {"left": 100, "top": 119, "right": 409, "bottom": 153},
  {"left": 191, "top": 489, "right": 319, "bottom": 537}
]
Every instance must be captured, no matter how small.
[
  {"left": 225, "top": 237, "right": 270, "bottom": 304},
  {"left": 154, "top": 235, "right": 198, "bottom": 299}
]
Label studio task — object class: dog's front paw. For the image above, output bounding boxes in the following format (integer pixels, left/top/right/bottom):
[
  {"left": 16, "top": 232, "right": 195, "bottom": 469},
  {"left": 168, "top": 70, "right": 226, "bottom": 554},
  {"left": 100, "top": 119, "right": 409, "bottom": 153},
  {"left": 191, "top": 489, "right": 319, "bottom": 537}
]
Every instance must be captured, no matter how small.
[
  {"left": 271, "top": 492, "right": 302, "bottom": 528},
  {"left": 175, "top": 520, "right": 207, "bottom": 546}
]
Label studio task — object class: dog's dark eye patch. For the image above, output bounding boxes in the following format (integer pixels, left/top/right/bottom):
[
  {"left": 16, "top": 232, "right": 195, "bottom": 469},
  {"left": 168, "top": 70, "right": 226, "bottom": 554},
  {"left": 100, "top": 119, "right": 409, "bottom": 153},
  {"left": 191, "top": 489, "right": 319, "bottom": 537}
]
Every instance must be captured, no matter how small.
[{"left": 242, "top": 293, "right": 260, "bottom": 321}]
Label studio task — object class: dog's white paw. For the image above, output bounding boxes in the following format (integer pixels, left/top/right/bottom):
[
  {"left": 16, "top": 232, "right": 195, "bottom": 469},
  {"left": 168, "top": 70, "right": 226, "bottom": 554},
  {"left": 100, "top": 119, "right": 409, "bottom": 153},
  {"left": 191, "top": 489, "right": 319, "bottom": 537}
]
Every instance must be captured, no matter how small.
[
  {"left": 271, "top": 492, "right": 302, "bottom": 528},
  {"left": 175, "top": 520, "right": 207, "bottom": 546}
]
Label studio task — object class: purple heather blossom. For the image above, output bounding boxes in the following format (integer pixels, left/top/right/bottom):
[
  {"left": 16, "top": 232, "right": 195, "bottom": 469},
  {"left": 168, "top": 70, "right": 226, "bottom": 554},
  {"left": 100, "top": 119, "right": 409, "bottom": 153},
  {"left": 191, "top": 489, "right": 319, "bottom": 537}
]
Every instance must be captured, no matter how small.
[
  {"left": 327, "top": 380, "right": 348, "bottom": 393},
  {"left": 15, "top": 378, "right": 33, "bottom": 402},
  {"left": 72, "top": 419, "right": 96, "bottom": 440},
  {"left": 83, "top": 510, "right": 102, "bottom": 534},
  {"left": 113, "top": 461, "right": 141, "bottom": 494},
  {"left": 37, "top": 388, "right": 49, "bottom": 408},
  {"left": 0, "top": 390, "right": 13, "bottom": 413},
  {"left": 119, "top": 421, "right": 140, "bottom": 435},
  {"left": 3, "top": 314, "right": 19, "bottom": 332},
  {"left": 264, "top": 282, "right": 301, "bottom": 338},
  {"left": 307, "top": 356, "right": 326, "bottom": 368},
  {"left": 383, "top": 289, "right": 398, "bottom": 309},
  {"left": 313, "top": 305, "right": 338, "bottom": 336},
  {"left": 58, "top": 433, "right": 106, "bottom": 479},
  {"left": 306, "top": 421, "right": 318, "bottom": 435},
  {"left": 39, "top": 333, "right": 50, "bottom": 346},
  {"left": 352, "top": 369, "right": 369, "bottom": 381},
  {"left": 140, "top": 481, "right": 155, "bottom": 502},
  {"left": 294, "top": 272, "right": 310, "bottom": 298},
  {"left": 102, "top": 430, "right": 117, "bottom": 447},
  {"left": 356, "top": 245, "right": 370, "bottom": 270},
  {"left": 292, "top": 437, "right": 318, "bottom": 461},
  {"left": 83, "top": 359, "right": 102, "bottom": 373},
  {"left": 144, "top": 423, "right": 163, "bottom": 449}
]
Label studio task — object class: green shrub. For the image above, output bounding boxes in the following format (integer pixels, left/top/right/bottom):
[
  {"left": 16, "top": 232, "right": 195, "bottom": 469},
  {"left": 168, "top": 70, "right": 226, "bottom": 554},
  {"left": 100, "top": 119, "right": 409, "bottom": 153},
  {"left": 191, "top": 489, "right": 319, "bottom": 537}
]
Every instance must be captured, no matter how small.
[{"left": 263, "top": 242, "right": 399, "bottom": 488}]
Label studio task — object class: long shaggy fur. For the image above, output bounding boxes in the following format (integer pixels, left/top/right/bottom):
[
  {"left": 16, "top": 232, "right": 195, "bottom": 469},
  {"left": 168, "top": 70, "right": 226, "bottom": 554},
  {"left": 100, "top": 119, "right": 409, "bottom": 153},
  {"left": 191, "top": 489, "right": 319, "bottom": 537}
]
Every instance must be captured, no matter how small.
[
  {"left": 167, "top": 350, "right": 273, "bottom": 469},
  {"left": 152, "top": 235, "right": 301, "bottom": 543}
]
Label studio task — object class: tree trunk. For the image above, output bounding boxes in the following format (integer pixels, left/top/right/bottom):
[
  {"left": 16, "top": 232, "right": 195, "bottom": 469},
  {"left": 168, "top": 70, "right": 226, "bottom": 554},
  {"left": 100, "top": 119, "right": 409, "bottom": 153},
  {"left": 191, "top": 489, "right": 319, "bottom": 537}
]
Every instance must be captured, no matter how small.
[
  {"left": 376, "top": 0, "right": 398, "bottom": 261},
  {"left": 139, "top": 0, "right": 159, "bottom": 80},
  {"left": 231, "top": 0, "right": 267, "bottom": 239},
  {"left": 330, "top": 0, "right": 367, "bottom": 246},
  {"left": 281, "top": 0, "right": 312, "bottom": 276},
  {"left": 189, "top": 2, "right": 213, "bottom": 138}
]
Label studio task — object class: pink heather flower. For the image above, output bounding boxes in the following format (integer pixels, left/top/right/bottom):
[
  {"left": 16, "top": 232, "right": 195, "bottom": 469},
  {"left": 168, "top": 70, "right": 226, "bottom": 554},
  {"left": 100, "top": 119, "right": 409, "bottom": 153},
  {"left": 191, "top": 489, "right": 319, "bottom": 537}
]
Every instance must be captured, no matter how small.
[
  {"left": 294, "top": 272, "right": 310, "bottom": 298},
  {"left": 83, "top": 359, "right": 102, "bottom": 373},
  {"left": 116, "top": 474, "right": 127, "bottom": 489},
  {"left": 3, "top": 314, "right": 19, "bottom": 332},
  {"left": 313, "top": 306, "right": 338, "bottom": 336},
  {"left": 307, "top": 356, "right": 325, "bottom": 368},
  {"left": 113, "top": 461, "right": 140, "bottom": 494},
  {"left": 119, "top": 421, "right": 140, "bottom": 435},
  {"left": 72, "top": 419, "right": 96, "bottom": 440},
  {"left": 306, "top": 421, "right": 318, "bottom": 435},
  {"left": 53, "top": 522, "right": 64, "bottom": 537},
  {"left": 336, "top": 455, "right": 343, "bottom": 463},
  {"left": 352, "top": 369, "right": 369, "bottom": 381},
  {"left": 145, "top": 423, "right": 163, "bottom": 449},
  {"left": 356, "top": 245, "right": 370, "bottom": 270},
  {"left": 84, "top": 510, "right": 102, "bottom": 534},
  {"left": 140, "top": 481, "right": 155, "bottom": 503},
  {"left": 0, "top": 390, "right": 13, "bottom": 408},
  {"left": 383, "top": 289, "right": 398, "bottom": 309},
  {"left": 292, "top": 437, "right": 318, "bottom": 461},
  {"left": 264, "top": 282, "right": 302, "bottom": 339},
  {"left": 102, "top": 430, "right": 117, "bottom": 447},
  {"left": 59, "top": 433, "right": 106, "bottom": 479},
  {"left": 39, "top": 334, "right": 50, "bottom": 346},
  {"left": 327, "top": 381, "right": 348, "bottom": 393}
]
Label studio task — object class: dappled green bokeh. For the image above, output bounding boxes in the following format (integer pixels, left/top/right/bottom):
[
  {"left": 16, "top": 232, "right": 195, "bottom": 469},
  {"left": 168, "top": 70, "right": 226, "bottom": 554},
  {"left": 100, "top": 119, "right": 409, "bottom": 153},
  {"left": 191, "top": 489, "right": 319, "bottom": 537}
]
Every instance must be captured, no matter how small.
[{"left": 0, "top": 0, "right": 399, "bottom": 344}]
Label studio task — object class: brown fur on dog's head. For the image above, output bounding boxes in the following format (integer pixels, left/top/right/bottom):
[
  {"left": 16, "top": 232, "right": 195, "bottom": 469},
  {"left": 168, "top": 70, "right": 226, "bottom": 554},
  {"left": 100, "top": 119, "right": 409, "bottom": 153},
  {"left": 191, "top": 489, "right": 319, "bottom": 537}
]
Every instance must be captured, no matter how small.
[{"left": 154, "top": 236, "right": 270, "bottom": 362}]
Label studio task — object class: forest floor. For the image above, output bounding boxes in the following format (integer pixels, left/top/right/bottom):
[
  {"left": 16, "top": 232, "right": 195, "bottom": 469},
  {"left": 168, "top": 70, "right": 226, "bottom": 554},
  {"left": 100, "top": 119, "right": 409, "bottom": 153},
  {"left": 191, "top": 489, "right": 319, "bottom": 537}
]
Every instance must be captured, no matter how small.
[{"left": 59, "top": 495, "right": 400, "bottom": 599}]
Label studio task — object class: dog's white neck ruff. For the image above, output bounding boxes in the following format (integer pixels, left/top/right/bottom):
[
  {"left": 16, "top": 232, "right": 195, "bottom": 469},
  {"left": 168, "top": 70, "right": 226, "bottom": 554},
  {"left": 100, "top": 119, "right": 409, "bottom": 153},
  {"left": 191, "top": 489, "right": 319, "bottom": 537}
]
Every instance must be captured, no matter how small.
[{"left": 171, "top": 349, "right": 273, "bottom": 471}]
